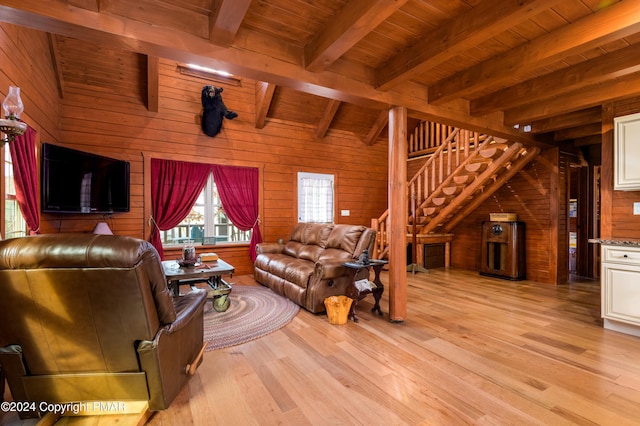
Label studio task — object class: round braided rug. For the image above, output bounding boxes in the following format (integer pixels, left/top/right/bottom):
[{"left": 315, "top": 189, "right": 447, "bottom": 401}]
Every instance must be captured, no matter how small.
[{"left": 203, "top": 285, "right": 299, "bottom": 351}]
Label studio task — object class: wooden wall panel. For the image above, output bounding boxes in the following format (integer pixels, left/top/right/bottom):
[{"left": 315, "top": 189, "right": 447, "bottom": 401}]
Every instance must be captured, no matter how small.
[
  {"left": 35, "top": 56, "right": 388, "bottom": 275},
  {"left": 0, "top": 23, "right": 61, "bottom": 143},
  {"left": 606, "top": 98, "right": 640, "bottom": 240},
  {"left": 0, "top": 23, "right": 62, "bottom": 237},
  {"left": 450, "top": 149, "right": 559, "bottom": 284}
]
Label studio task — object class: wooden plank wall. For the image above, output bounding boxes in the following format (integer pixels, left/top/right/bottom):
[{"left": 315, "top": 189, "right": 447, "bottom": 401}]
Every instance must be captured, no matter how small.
[
  {"left": 603, "top": 98, "right": 640, "bottom": 240},
  {"left": 0, "top": 23, "right": 62, "bottom": 237},
  {"left": 28, "top": 44, "right": 388, "bottom": 275},
  {"left": 0, "top": 24, "right": 61, "bottom": 143},
  {"left": 449, "top": 149, "right": 560, "bottom": 284}
]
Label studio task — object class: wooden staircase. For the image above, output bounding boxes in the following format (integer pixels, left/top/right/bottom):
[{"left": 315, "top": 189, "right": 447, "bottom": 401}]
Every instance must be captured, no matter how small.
[{"left": 372, "top": 122, "right": 540, "bottom": 260}]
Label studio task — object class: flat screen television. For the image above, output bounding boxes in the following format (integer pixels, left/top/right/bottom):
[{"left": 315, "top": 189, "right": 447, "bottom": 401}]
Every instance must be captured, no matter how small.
[{"left": 41, "top": 143, "right": 130, "bottom": 214}]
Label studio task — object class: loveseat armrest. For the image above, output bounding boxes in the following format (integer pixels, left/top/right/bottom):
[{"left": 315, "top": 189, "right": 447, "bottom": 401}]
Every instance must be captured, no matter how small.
[
  {"left": 313, "top": 260, "right": 348, "bottom": 280},
  {"left": 165, "top": 289, "right": 207, "bottom": 334},
  {"left": 255, "top": 242, "right": 284, "bottom": 255}
]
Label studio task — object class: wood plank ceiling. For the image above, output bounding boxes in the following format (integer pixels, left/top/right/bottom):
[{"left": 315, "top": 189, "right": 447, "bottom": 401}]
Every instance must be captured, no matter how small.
[{"left": 2, "top": 0, "right": 640, "bottom": 148}]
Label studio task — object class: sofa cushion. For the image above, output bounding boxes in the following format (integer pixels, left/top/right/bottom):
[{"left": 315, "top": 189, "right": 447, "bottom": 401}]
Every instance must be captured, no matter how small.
[
  {"left": 298, "top": 245, "right": 324, "bottom": 262},
  {"left": 326, "top": 225, "right": 365, "bottom": 255},
  {"left": 254, "top": 252, "right": 287, "bottom": 271},
  {"left": 318, "top": 248, "right": 354, "bottom": 263},
  {"left": 284, "top": 260, "right": 314, "bottom": 288},
  {"left": 289, "top": 223, "right": 306, "bottom": 242},
  {"left": 260, "top": 254, "right": 314, "bottom": 288},
  {"left": 301, "top": 223, "right": 333, "bottom": 247},
  {"left": 283, "top": 241, "right": 303, "bottom": 258}
]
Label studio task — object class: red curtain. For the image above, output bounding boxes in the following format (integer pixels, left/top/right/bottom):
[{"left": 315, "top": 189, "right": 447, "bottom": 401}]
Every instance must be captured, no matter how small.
[
  {"left": 9, "top": 126, "right": 40, "bottom": 235},
  {"left": 150, "top": 159, "right": 211, "bottom": 259},
  {"left": 211, "top": 165, "right": 262, "bottom": 261}
]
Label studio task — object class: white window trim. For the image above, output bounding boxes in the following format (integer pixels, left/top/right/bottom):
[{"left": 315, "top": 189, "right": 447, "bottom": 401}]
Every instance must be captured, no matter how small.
[{"left": 297, "top": 171, "right": 335, "bottom": 224}]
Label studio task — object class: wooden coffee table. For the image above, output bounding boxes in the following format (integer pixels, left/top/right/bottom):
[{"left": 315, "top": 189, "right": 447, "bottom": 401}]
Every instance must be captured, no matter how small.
[{"left": 162, "top": 259, "right": 235, "bottom": 311}]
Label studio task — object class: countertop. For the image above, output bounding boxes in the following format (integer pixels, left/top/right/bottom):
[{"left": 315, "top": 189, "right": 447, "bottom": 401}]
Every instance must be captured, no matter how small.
[{"left": 588, "top": 238, "right": 640, "bottom": 247}]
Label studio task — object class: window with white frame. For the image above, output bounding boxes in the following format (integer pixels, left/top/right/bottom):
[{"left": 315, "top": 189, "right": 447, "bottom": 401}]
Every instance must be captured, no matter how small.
[
  {"left": 161, "top": 173, "right": 251, "bottom": 245},
  {"left": 297, "top": 172, "right": 334, "bottom": 223},
  {"left": 3, "top": 144, "right": 26, "bottom": 239}
]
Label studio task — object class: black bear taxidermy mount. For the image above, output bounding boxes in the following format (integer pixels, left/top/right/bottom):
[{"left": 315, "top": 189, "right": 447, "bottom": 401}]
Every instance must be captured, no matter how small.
[{"left": 201, "top": 85, "right": 238, "bottom": 137}]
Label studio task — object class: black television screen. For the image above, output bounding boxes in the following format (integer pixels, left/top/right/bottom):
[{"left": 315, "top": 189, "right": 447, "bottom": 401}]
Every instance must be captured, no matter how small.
[{"left": 41, "top": 143, "right": 130, "bottom": 214}]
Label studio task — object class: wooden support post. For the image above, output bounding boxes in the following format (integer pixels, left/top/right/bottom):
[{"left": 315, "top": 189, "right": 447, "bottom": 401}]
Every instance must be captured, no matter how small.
[
  {"left": 600, "top": 102, "right": 614, "bottom": 239},
  {"left": 388, "top": 106, "right": 407, "bottom": 322}
]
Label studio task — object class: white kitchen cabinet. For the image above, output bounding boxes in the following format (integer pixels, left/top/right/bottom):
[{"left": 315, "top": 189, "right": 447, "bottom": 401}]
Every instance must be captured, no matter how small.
[
  {"left": 614, "top": 113, "right": 640, "bottom": 190},
  {"left": 601, "top": 244, "right": 640, "bottom": 337}
]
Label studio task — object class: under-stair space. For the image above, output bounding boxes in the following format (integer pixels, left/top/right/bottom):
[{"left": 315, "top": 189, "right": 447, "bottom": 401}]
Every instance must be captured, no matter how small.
[{"left": 372, "top": 121, "right": 540, "bottom": 264}]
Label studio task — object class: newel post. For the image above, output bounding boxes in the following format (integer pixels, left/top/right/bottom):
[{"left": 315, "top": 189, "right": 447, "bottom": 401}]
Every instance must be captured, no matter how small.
[{"left": 388, "top": 106, "right": 407, "bottom": 321}]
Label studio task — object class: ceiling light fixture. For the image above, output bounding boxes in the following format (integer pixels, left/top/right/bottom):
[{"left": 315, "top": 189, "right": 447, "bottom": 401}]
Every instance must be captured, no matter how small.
[
  {"left": 186, "top": 63, "right": 232, "bottom": 77},
  {"left": 0, "top": 86, "right": 27, "bottom": 143},
  {"left": 177, "top": 63, "right": 241, "bottom": 86}
]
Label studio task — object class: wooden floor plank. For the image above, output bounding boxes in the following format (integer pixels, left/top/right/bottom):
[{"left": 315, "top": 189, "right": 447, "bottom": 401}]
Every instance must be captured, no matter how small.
[{"left": 6, "top": 268, "right": 640, "bottom": 425}]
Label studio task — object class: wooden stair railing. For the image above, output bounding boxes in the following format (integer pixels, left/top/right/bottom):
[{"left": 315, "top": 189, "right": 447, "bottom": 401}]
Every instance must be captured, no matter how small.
[
  {"left": 371, "top": 210, "right": 389, "bottom": 260},
  {"left": 409, "top": 122, "right": 457, "bottom": 158},
  {"left": 371, "top": 121, "right": 540, "bottom": 260},
  {"left": 416, "top": 141, "right": 525, "bottom": 235},
  {"left": 441, "top": 146, "right": 541, "bottom": 233},
  {"left": 410, "top": 134, "right": 501, "bottom": 223}
]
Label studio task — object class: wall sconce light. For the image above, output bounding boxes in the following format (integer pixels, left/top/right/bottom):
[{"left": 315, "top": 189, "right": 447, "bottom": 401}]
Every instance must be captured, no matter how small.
[{"left": 0, "top": 86, "right": 27, "bottom": 143}]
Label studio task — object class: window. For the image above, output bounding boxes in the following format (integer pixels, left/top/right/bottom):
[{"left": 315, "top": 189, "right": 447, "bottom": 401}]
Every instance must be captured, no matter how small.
[
  {"left": 4, "top": 144, "right": 26, "bottom": 239},
  {"left": 160, "top": 173, "right": 251, "bottom": 245},
  {"left": 298, "top": 172, "right": 334, "bottom": 223}
]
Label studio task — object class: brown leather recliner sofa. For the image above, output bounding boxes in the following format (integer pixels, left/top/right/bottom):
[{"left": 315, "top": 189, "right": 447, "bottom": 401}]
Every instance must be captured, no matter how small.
[
  {"left": 0, "top": 233, "right": 207, "bottom": 419},
  {"left": 254, "top": 223, "right": 376, "bottom": 313}
]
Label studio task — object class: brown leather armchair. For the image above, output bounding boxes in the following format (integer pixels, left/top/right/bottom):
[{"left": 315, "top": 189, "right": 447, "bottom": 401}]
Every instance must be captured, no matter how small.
[{"left": 0, "top": 234, "right": 207, "bottom": 419}]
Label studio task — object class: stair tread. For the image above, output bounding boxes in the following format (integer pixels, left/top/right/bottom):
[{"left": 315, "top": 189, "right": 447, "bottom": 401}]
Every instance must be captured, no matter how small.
[{"left": 375, "top": 124, "right": 539, "bottom": 250}]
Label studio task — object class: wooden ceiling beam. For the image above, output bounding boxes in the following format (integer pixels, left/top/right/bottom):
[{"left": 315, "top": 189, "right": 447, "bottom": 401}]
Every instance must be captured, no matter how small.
[
  {"left": 147, "top": 55, "right": 159, "bottom": 112},
  {"left": 0, "top": 0, "right": 537, "bottom": 144},
  {"left": 573, "top": 135, "right": 603, "bottom": 147},
  {"left": 554, "top": 123, "right": 602, "bottom": 141},
  {"left": 255, "top": 81, "right": 276, "bottom": 129},
  {"left": 66, "top": 0, "right": 100, "bottom": 12},
  {"left": 429, "top": 0, "right": 640, "bottom": 105},
  {"left": 305, "top": 0, "right": 407, "bottom": 73},
  {"left": 47, "top": 33, "right": 65, "bottom": 99},
  {"left": 209, "top": 0, "right": 252, "bottom": 47},
  {"left": 315, "top": 99, "right": 341, "bottom": 139},
  {"left": 505, "top": 73, "right": 640, "bottom": 125},
  {"left": 471, "top": 42, "right": 640, "bottom": 117},
  {"left": 527, "top": 107, "right": 602, "bottom": 134},
  {"left": 375, "top": 0, "right": 561, "bottom": 91},
  {"left": 363, "top": 110, "right": 388, "bottom": 146},
  {"left": 573, "top": 133, "right": 602, "bottom": 146}
]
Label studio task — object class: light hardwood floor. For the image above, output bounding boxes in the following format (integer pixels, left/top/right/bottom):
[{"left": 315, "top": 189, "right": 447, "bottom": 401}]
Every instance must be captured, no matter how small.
[
  {"left": 148, "top": 269, "right": 640, "bottom": 425},
  {"left": 4, "top": 268, "right": 640, "bottom": 425}
]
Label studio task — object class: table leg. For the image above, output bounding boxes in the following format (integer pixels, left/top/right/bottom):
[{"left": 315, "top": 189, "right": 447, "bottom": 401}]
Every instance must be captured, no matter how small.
[
  {"left": 169, "top": 280, "right": 180, "bottom": 296},
  {"left": 207, "top": 275, "right": 232, "bottom": 312},
  {"left": 208, "top": 275, "right": 220, "bottom": 290},
  {"left": 371, "top": 265, "right": 384, "bottom": 316},
  {"left": 344, "top": 269, "right": 361, "bottom": 322},
  {"left": 371, "top": 287, "right": 383, "bottom": 316}
]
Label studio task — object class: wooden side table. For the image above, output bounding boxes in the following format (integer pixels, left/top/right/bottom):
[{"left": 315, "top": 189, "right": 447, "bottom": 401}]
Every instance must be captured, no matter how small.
[{"left": 342, "top": 259, "right": 388, "bottom": 322}]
